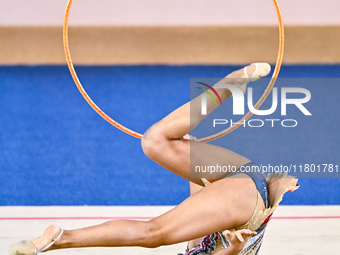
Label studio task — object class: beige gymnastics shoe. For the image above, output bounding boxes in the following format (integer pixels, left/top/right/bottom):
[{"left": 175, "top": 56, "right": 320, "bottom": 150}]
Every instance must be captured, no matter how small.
[
  {"left": 216, "top": 62, "right": 271, "bottom": 96},
  {"left": 237, "top": 62, "right": 271, "bottom": 94},
  {"left": 8, "top": 226, "right": 63, "bottom": 255}
]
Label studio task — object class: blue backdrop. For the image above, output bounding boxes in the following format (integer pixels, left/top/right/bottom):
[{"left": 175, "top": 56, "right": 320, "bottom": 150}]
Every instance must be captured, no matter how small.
[{"left": 0, "top": 65, "right": 339, "bottom": 205}]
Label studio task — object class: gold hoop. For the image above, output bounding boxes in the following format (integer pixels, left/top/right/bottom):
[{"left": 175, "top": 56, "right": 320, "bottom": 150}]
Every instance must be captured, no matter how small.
[{"left": 63, "top": 0, "right": 284, "bottom": 142}]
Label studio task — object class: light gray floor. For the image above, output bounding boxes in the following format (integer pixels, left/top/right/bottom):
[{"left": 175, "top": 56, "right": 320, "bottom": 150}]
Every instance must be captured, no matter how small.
[{"left": 1, "top": 206, "right": 340, "bottom": 255}]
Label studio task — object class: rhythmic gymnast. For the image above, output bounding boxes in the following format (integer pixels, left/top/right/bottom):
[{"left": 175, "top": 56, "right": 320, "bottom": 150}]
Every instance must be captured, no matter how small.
[{"left": 9, "top": 63, "right": 299, "bottom": 255}]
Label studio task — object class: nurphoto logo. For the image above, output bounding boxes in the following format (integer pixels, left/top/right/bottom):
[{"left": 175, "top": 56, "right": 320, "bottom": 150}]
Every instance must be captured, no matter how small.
[{"left": 197, "top": 84, "right": 312, "bottom": 128}]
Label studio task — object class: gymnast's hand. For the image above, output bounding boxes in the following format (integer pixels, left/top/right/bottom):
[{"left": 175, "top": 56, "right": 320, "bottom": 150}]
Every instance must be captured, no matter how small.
[
  {"left": 215, "top": 229, "right": 257, "bottom": 255},
  {"left": 182, "top": 134, "right": 197, "bottom": 141}
]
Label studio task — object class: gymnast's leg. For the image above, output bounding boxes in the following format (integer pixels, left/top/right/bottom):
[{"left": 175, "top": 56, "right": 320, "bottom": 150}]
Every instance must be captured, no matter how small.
[
  {"left": 9, "top": 63, "right": 270, "bottom": 254},
  {"left": 187, "top": 182, "right": 205, "bottom": 249},
  {"left": 141, "top": 63, "right": 270, "bottom": 184}
]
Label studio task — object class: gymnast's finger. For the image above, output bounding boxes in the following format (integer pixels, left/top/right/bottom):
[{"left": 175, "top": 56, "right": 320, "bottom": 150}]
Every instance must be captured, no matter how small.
[{"left": 235, "top": 232, "right": 244, "bottom": 242}]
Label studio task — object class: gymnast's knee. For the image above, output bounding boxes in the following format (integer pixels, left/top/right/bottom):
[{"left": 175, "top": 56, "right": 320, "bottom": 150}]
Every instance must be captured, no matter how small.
[
  {"left": 141, "top": 220, "right": 169, "bottom": 248},
  {"left": 141, "top": 123, "right": 167, "bottom": 159}
]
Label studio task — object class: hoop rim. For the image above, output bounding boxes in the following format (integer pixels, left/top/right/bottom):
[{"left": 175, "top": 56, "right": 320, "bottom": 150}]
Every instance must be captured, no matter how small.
[{"left": 63, "top": 0, "right": 284, "bottom": 142}]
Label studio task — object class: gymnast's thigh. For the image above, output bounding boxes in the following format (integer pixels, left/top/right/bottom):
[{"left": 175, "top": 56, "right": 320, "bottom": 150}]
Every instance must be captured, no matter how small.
[{"left": 149, "top": 174, "right": 257, "bottom": 245}]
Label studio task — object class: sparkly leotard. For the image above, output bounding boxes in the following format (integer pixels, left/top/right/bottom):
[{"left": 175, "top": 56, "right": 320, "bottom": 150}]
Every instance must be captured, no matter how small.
[{"left": 179, "top": 162, "right": 299, "bottom": 255}]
